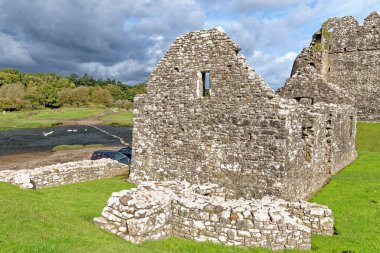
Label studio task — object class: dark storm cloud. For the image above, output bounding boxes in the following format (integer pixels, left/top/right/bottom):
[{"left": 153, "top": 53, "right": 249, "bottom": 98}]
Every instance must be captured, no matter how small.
[{"left": 0, "top": 0, "right": 204, "bottom": 83}]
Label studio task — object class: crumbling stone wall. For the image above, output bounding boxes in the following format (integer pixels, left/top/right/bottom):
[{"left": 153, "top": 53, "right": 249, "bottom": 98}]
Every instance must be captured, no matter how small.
[
  {"left": 287, "top": 12, "right": 380, "bottom": 121},
  {"left": 0, "top": 159, "right": 128, "bottom": 189},
  {"left": 95, "top": 181, "right": 333, "bottom": 250},
  {"left": 283, "top": 103, "right": 357, "bottom": 199},
  {"left": 131, "top": 29, "right": 357, "bottom": 201},
  {"left": 278, "top": 66, "right": 354, "bottom": 105}
]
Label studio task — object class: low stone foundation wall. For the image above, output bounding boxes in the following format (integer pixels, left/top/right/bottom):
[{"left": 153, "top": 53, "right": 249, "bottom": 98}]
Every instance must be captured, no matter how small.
[
  {"left": 94, "top": 181, "right": 333, "bottom": 250},
  {"left": 0, "top": 159, "right": 129, "bottom": 189}
]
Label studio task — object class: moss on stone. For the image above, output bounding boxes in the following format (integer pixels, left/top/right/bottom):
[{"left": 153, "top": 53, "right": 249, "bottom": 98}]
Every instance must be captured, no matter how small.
[
  {"left": 321, "top": 22, "right": 332, "bottom": 38},
  {"left": 314, "top": 42, "right": 323, "bottom": 51},
  {"left": 322, "top": 29, "right": 331, "bottom": 38}
]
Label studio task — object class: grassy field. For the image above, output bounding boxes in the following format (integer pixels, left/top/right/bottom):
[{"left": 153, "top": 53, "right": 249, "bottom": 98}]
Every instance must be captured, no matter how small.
[
  {"left": 309, "top": 123, "right": 380, "bottom": 252},
  {"left": 99, "top": 111, "right": 134, "bottom": 126},
  {"left": 0, "top": 107, "right": 133, "bottom": 131},
  {"left": 0, "top": 122, "right": 379, "bottom": 252},
  {"left": 51, "top": 144, "right": 104, "bottom": 152}
]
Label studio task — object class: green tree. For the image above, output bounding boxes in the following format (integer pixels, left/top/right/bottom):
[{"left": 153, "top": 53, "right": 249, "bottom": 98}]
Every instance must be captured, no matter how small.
[
  {"left": 0, "top": 69, "right": 22, "bottom": 87},
  {"left": 106, "top": 84, "right": 130, "bottom": 100},
  {"left": 67, "top": 73, "right": 79, "bottom": 84},
  {"left": 55, "top": 77, "right": 73, "bottom": 89},
  {"left": 24, "top": 86, "right": 44, "bottom": 108},
  {"left": 78, "top": 73, "right": 95, "bottom": 86},
  {"left": 0, "top": 68, "right": 147, "bottom": 110},
  {"left": 38, "top": 83, "right": 61, "bottom": 108},
  {"left": 126, "top": 83, "right": 147, "bottom": 101}
]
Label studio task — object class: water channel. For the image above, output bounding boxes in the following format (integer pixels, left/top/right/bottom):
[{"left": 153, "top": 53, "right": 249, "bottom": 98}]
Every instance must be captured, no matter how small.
[{"left": 0, "top": 125, "right": 133, "bottom": 156}]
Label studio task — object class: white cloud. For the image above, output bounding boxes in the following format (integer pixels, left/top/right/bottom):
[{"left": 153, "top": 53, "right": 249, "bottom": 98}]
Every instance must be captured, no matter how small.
[
  {"left": 0, "top": 33, "right": 35, "bottom": 66},
  {"left": 205, "top": 1, "right": 319, "bottom": 54},
  {"left": 275, "top": 52, "right": 298, "bottom": 63},
  {"left": 248, "top": 50, "right": 298, "bottom": 89},
  {"left": 313, "top": 0, "right": 379, "bottom": 22},
  {"left": 227, "top": 0, "right": 314, "bottom": 11},
  {"left": 216, "top": 26, "right": 225, "bottom": 32},
  {"left": 78, "top": 59, "right": 152, "bottom": 83}
]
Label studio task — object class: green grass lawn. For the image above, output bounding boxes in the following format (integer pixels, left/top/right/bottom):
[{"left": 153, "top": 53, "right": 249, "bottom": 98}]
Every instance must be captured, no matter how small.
[
  {"left": 355, "top": 121, "right": 380, "bottom": 153},
  {"left": 27, "top": 107, "right": 105, "bottom": 120},
  {"left": 0, "top": 110, "right": 53, "bottom": 130},
  {"left": 100, "top": 111, "right": 134, "bottom": 126},
  {"left": 307, "top": 121, "right": 380, "bottom": 253},
  {"left": 0, "top": 122, "right": 379, "bottom": 252},
  {"left": 51, "top": 144, "right": 104, "bottom": 152},
  {"left": 0, "top": 107, "right": 133, "bottom": 131}
]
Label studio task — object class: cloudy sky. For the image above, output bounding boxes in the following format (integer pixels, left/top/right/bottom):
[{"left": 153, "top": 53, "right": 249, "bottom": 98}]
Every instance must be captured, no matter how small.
[{"left": 0, "top": 0, "right": 378, "bottom": 89}]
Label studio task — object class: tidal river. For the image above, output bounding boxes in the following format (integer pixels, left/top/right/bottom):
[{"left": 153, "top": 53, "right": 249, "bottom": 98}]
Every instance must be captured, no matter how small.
[{"left": 0, "top": 125, "right": 133, "bottom": 156}]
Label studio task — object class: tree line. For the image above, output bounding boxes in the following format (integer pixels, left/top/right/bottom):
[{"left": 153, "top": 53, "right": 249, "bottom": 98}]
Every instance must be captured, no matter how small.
[{"left": 0, "top": 68, "right": 146, "bottom": 111}]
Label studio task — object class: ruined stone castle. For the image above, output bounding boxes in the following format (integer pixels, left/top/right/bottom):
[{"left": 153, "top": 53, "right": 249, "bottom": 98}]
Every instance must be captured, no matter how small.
[
  {"left": 130, "top": 28, "right": 356, "bottom": 201},
  {"left": 97, "top": 24, "right": 360, "bottom": 250},
  {"left": 279, "top": 11, "right": 380, "bottom": 121}
]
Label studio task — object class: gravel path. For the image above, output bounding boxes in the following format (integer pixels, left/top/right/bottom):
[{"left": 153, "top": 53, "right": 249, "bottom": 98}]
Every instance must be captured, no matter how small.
[{"left": 0, "top": 146, "right": 124, "bottom": 171}]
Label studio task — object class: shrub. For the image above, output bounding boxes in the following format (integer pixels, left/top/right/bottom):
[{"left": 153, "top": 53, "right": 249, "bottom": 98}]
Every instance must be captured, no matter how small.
[
  {"left": 0, "top": 83, "right": 26, "bottom": 111},
  {"left": 115, "top": 99, "right": 133, "bottom": 110},
  {"left": 91, "top": 87, "right": 114, "bottom": 106},
  {"left": 0, "top": 98, "right": 24, "bottom": 111},
  {"left": 59, "top": 86, "right": 89, "bottom": 106}
]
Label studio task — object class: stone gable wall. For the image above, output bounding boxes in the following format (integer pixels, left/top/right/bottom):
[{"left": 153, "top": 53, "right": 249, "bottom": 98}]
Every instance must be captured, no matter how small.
[
  {"left": 131, "top": 29, "right": 294, "bottom": 199},
  {"left": 130, "top": 29, "right": 357, "bottom": 201}
]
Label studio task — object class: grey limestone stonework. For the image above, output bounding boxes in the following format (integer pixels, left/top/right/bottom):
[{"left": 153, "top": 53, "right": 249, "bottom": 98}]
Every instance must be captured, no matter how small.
[
  {"left": 97, "top": 27, "right": 358, "bottom": 250},
  {"left": 278, "top": 66, "right": 354, "bottom": 106},
  {"left": 280, "top": 12, "right": 380, "bottom": 121},
  {"left": 130, "top": 28, "right": 357, "bottom": 201},
  {"left": 95, "top": 181, "right": 333, "bottom": 250},
  {"left": 0, "top": 159, "right": 128, "bottom": 189}
]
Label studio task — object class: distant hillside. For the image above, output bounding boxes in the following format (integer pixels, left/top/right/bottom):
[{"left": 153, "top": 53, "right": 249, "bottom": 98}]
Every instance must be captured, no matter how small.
[{"left": 0, "top": 68, "right": 146, "bottom": 111}]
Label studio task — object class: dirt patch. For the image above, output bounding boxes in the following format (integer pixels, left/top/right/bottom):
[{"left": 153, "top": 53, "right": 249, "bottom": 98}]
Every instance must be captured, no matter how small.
[
  {"left": 0, "top": 146, "right": 124, "bottom": 171},
  {"left": 58, "top": 118, "right": 103, "bottom": 126}
]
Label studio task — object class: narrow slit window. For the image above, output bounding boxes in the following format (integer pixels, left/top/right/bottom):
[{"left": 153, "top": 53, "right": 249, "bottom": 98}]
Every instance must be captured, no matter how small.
[{"left": 202, "top": 72, "right": 210, "bottom": 97}]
